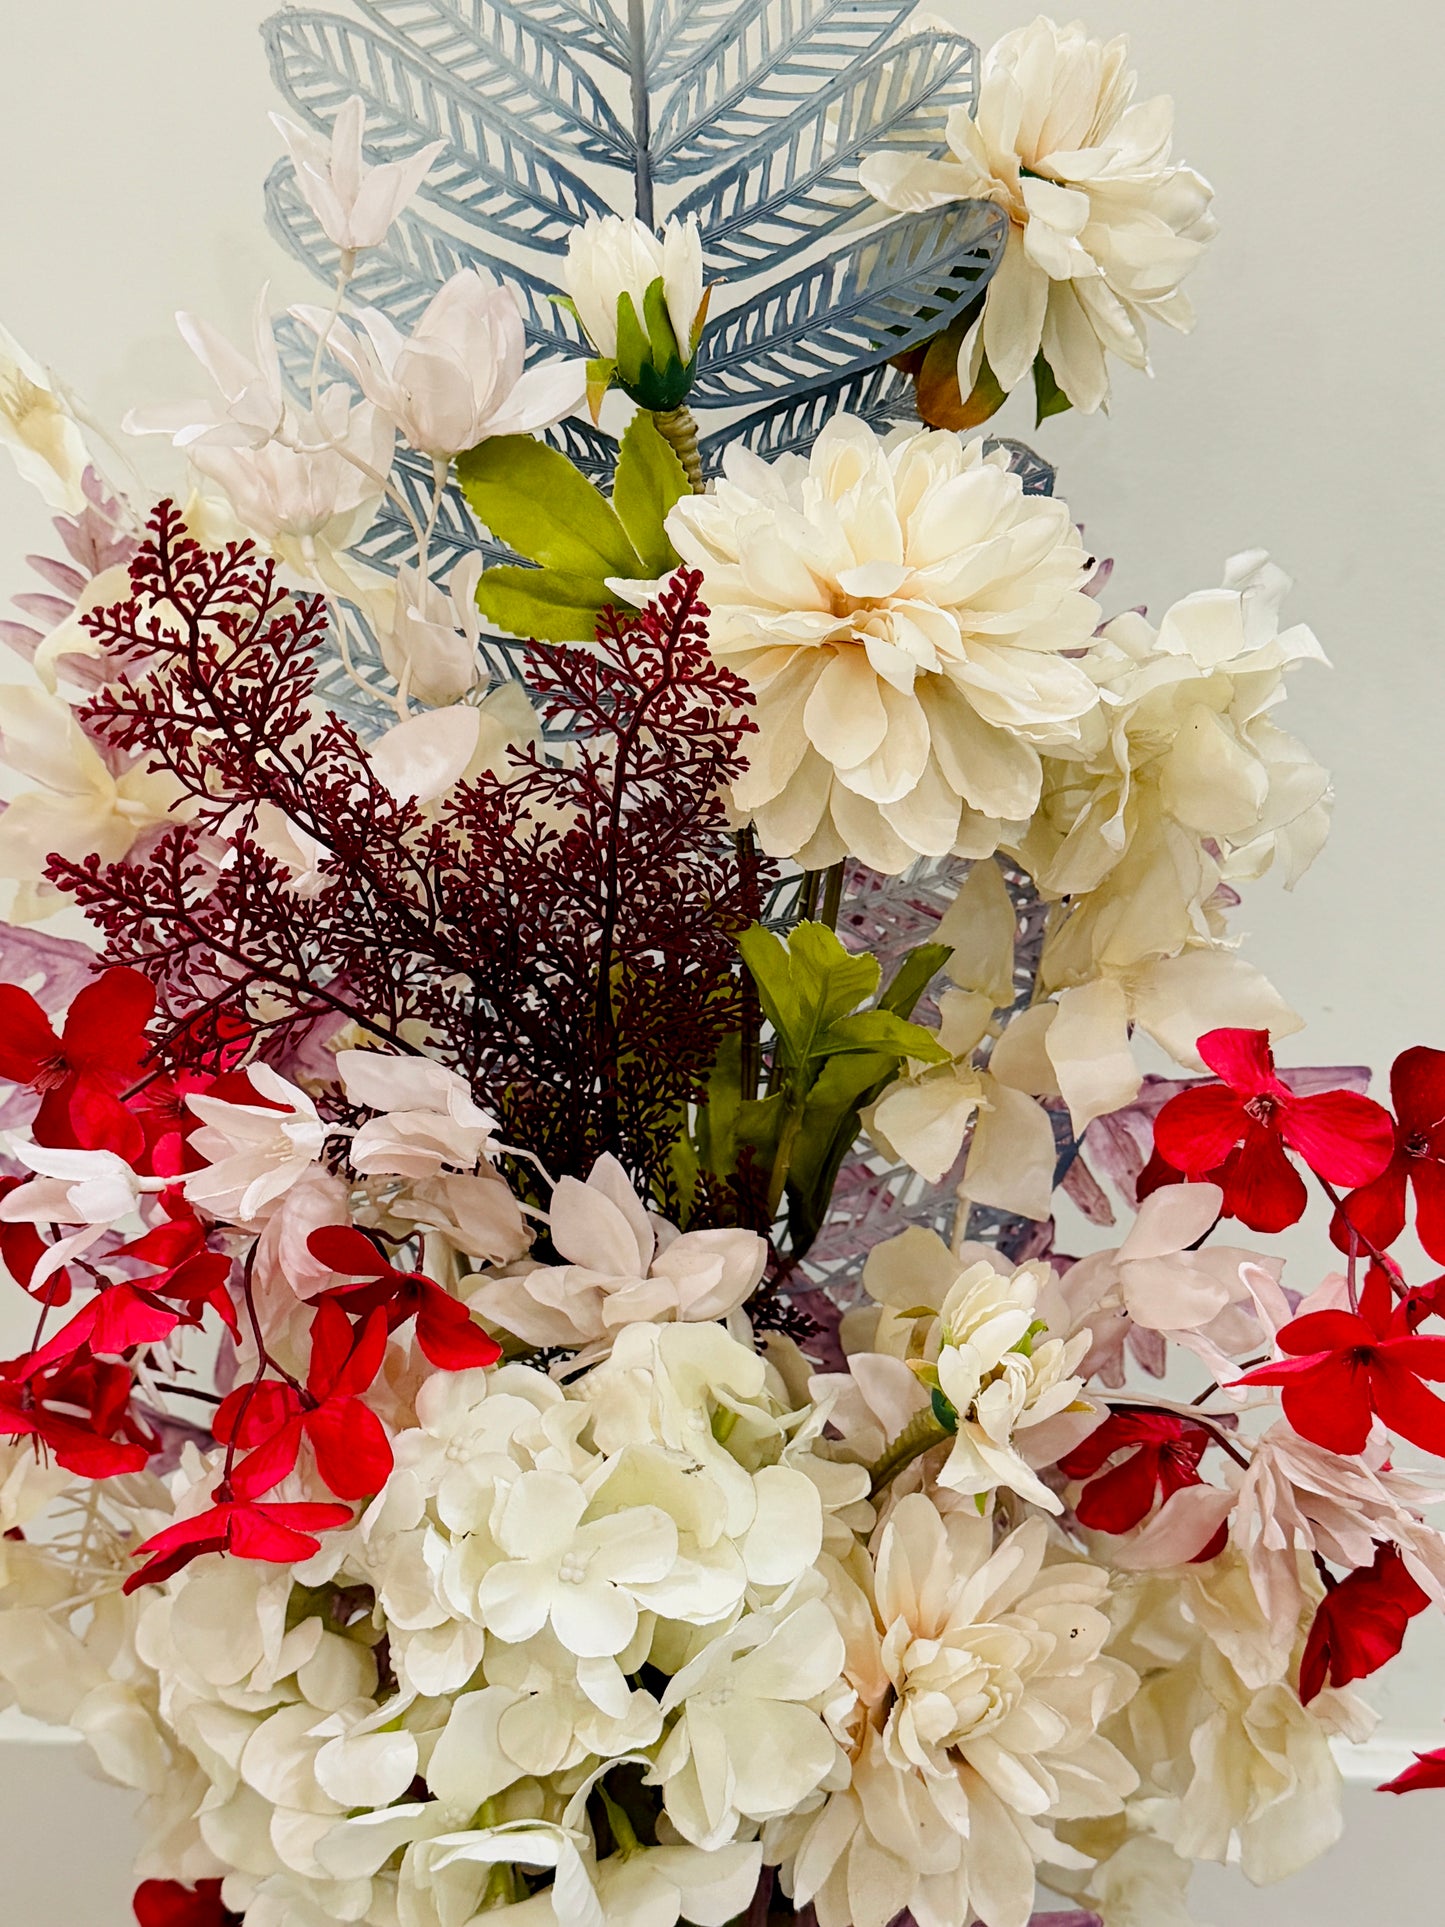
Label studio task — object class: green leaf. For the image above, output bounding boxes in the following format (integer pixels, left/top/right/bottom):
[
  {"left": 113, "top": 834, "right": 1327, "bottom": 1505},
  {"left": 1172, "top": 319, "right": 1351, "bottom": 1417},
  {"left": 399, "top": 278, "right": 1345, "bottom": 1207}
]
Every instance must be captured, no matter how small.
[
  {"left": 739, "top": 921, "right": 882, "bottom": 1073},
  {"left": 931, "top": 1387, "right": 960, "bottom": 1434},
  {"left": 878, "top": 942, "right": 952, "bottom": 1020},
  {"left": 815, "top": 1008, "right": 950, "bottom": 1063},
  {"left": 615, "top": 290, "right": 650, "bottom": 389},
  {"left": 1033, "top": 350, "right": 1072, "bottom": 426},
  {"left": 613, "top": 414, "right": 687, "bottom": 576},
  {"left": 643, "top": 275, "right": 682, "bottom": 369},
  {"left": 473, "top": 564, "right": 619, "bottom": 644},
  {"left": 455, "top": 435, "right": 643, "bottom": 578}
]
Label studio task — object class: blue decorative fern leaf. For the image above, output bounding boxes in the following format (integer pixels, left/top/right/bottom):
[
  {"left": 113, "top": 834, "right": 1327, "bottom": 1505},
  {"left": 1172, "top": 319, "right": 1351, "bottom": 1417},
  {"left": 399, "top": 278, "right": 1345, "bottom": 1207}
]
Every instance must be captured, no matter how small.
[
  {"left": 698, "top": 361, "right": 918, "bottom": 472},
  {"left": 266, "top": 162, "right": 586, "bottom": 360},
  {"left": 652, "top": 0, "right": 902, "bottom": 177},
  {"left": 264, "top": 10, "right": 608, "bottom": 247},
  {"left": 346, "top": 0, "right": 634, "bottom": 161},
  {"left": 645, "top": 0, "right": 773, "bottom": 88},
  {"left": 690, "top": 203, "right": 1007, "bottom": 405},
  {"left": 674, "top": 32, "right": 975, "bottom": 274}
]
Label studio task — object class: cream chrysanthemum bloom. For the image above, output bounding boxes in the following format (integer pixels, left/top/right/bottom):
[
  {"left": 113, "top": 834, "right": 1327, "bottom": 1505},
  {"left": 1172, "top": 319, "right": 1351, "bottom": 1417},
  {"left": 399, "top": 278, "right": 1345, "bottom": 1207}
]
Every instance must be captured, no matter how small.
[
  {"left": 768, "top": 1499, "right": 1137, "bottom": 1927},
  {"left": 664, "top": 415, "right": 1101, "bottom": 874},
  {"left": 861, "top": 16, "right": 1216, "bottom": 413}
]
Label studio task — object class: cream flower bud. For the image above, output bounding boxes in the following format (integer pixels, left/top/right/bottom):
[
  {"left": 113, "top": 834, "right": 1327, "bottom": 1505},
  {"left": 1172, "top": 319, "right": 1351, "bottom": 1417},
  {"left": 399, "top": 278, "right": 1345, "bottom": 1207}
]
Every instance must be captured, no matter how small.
[
  {"left": 563, "top": 214, "right": 706, "bottom": 410},
  {"left": 0, "top": 323, "right": 88, "bottom": 511},
  {"left": 270, "top": 95, "right": 443, "bottom": 254}
]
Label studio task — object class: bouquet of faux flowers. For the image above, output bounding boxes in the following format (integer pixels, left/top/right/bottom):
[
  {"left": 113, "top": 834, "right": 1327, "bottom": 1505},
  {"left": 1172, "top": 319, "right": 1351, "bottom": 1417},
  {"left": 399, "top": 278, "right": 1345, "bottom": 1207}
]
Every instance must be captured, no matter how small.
[{"left": 2, "top": 7, "right": 1444, "bottom": 1925}]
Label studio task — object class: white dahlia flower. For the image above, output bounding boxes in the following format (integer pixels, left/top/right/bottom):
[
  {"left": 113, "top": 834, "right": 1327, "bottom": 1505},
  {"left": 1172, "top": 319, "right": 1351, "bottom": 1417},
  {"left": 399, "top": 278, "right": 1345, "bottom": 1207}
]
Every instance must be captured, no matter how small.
[
  {"left": 769, "top": 1499, "right": 1137, "bottom": 1927},
  {"left": 664, "top": 416, "right": 1100, "bottom": 873},
  {"left": 861, "top": 16, "right": 1217, "bottom": 413}
]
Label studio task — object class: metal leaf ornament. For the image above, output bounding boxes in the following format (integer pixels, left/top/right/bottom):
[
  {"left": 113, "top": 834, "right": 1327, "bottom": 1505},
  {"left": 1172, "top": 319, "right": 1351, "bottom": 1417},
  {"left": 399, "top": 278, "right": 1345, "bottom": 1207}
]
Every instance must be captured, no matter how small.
[{"left": 262, "top": 0, "right": 1006, "bottom": 470}]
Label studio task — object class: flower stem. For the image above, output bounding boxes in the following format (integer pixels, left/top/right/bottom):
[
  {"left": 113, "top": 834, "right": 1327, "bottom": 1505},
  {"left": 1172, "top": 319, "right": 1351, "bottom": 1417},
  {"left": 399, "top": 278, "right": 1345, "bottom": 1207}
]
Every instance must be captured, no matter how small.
[
  {"left": 868, "top": 1407, "right": 952, "bottom": 1498},
  {"left": 653, "top": 403, "right": 705, "bottom": 493}
]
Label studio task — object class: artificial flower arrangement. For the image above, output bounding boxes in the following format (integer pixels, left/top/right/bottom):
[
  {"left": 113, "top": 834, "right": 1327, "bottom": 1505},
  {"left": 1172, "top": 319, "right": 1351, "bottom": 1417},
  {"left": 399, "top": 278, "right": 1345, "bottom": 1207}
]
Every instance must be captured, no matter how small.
[{"left": 0, "top": 6, "right": 1442, "bottom": 1926}]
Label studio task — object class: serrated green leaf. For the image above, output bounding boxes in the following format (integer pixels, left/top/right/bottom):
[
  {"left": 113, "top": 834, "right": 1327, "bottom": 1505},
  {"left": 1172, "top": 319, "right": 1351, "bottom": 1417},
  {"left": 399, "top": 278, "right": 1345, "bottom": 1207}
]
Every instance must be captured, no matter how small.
[
  {"left": 816, "top": 1008, "right": 950, "bottom": 1063},
  {"left": 473, "top": 564, "right": 615, "bottom": 644},
  {"left": 455, "top": 435, "right": 642, "bottom": 578},
  {"left": 613, "top": 413, "right": 687, "bottom": 576}
]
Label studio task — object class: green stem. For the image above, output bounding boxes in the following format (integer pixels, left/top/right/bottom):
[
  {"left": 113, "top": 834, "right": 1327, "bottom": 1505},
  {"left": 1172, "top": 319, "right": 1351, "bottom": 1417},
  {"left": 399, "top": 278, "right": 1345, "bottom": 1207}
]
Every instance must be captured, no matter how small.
[
  {"left": 653, "top": 403, "right": 705, "bottom": 493},
  {"left": 868, "top": 1407, "right": 952, "bottom": 1499},
  {"left": 765, "top": 1082, "right": 808, "bottom": 1219}
]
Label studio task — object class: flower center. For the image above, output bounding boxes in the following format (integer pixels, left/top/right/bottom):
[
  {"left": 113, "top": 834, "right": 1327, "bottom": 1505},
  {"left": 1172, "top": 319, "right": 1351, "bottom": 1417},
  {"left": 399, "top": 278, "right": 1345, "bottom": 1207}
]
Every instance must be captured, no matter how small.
[
  {"left": 557, "top": 1550, "right": 591, "bottom": 1585},
  {"left": 29, "top": 1050, "right": 72, "bottom": 1095},
  {"left": 1405, "top": 1131, "right": 1430, "bottom": 1160},
  {"left": 1243, "top": 1093, "right": 1280, "bottom": 1126}
]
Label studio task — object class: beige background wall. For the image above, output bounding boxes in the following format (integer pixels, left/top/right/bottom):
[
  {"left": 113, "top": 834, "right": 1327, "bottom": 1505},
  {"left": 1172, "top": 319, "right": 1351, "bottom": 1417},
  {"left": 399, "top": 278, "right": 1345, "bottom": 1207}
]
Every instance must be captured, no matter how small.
[{"left": 1, "top": 1, "right": 1443, "bottom": 1918}]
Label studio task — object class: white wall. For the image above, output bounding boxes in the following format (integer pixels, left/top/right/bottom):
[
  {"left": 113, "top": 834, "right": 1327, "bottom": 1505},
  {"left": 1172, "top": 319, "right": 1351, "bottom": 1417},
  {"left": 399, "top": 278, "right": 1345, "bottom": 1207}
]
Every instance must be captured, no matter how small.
[{"left": 1, "top": 1, "right": 1443, "bottom": 1917}]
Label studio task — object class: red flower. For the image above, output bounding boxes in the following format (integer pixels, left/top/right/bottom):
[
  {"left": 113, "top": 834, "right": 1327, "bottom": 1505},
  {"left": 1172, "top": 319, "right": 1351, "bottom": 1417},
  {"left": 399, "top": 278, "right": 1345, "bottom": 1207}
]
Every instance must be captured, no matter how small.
[
  {"left": 0, "top": 966, "right": 154, "bottom": 1159},
  {"left": 0, "top": 1354, "right": 155, "bottom": 1477},
  {"left": 133, "top": 1878, "right": 239, "bottom": 1927},
  {"left": 1240, "top": 1266, "right": 1445, "bottom": 1455},
  {"left": 215, "top": 1299, "right": 393, "bottom": 1502},
  {"left": 21, "top": 1282, "right": 182, "bottom": 1378},
  {"left": 1299, "top": 1543, "right": 1430, "bottom": 1704},
  {"left": 1059, "top": 1411, "right": 1212, "bottom": 1532},
  {"left": 1381, "top": 1747, "right": 1445, "bottom": 1795},
  {"left": 1152, "top": 1028, "right": 1395, "bottom": 1233},
  {"left": 1332, "top": 1046, "right": 1445, "bottom": 1262},
  {"left": 308, "top": 1227, "right": 502, "bottom": 1371},
  {"left": 116, "top": 1196, "right": 237, "bottom": 1333},
  {"left": 123, "top": 1487, "right": 352, "bottom": 1593}
]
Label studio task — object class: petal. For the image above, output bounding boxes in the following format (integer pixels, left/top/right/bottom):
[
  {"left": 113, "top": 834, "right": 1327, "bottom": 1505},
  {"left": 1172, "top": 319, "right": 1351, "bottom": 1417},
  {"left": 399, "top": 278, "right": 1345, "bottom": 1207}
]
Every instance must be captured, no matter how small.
[
  {"left": 1152, "top": 1086, "right": 1245, "bottom": 1174},
  {"left": 1411, "top": 1160, "right": 1445, "bottom": 1265},
  {"left": 1331, "top": 1159, "right": 1408, "bottom": 1259},
  {"left": 1223, "top": 1128, "right": 1307, "bottom": 1234},
  {"left": 1391, "top": 1046, "right": 1445, "bottom": 1134},
  {"left": 1278, "top": 1355, "right": 1373, "bottom": 1454},
  {"left": 1074, "top": 1447, "right": 1162, "bottom": 1533},
  {"left": 1196, "top": 1027, "right": 1278, "bottom": 1095},
  {"left": 306, "top": 1397, "right": 394, "bottom": 1499},
  {"left": 0, "top": 984, "right": 58, "bottom": 1082},
  {"left": 1370, "top": 1359, "right": 1445, "bottom": 1455},
  {"left": 1283, "top": 1091, "right": 1396, "bottom": 1187}
]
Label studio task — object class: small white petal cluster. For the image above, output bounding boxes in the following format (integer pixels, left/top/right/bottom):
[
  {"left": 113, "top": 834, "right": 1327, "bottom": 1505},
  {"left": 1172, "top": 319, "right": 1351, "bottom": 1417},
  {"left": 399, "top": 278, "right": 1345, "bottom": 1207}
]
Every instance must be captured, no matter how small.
[
  {"left": 863, "top": 15, "right": 1216, "bottom": 413},
  {"left": 666, "top": 415, "right": 1101, "bottom": 874},
  {"left": 469, "top": 1152, "right": 767, "bottom": 1358}
]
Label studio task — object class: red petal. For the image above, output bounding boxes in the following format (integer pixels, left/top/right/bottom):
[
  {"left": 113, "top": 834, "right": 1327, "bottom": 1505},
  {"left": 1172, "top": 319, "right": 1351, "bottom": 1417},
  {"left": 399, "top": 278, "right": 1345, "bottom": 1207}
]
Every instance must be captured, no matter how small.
[
  {"left": 1279, "top": 1354, "right": 1374, "bottom": 1454},
  {"left": 133, "top": 1877, "right": 232, "bottom": 1927},
  {"left": 335, "top": 1306, "right": 389, "bottom": 1399},
  {"left": 306, "top": 1296, "right": 357, "bottom": 1398},
  {"left": 0, "top": 986, "right": 58, "bottom": 1083},
  {"left": 1411, "top": 1160, "right": 1445, "bottom": 1266},
  {"left": 1277, "top": 1309, "right": 1374, "bottom": 1355},
  {"left": 229, "top": 1419, "right": 305, "bottom": 1500},
  {"left": 225, "top": 1508, "right": 330, "bottom": 1564},
  {"left": 1382, "top": 1335, "right": 1445, "bottom": 1382},
  {"left": 67, "top": 1079, "right": 145, "bottom": 1160},
  {"left": 89, "top": 1286, "right": 180, "bottom": 1357},
  {"left": 1284, "top": 1091, "right": 1397, "bottom": 1187},
  {"left": 1381, "top": 1747, "right": 1445, "bottom": 1795},
  {"left": 1369, "top": 1359, "right": 1445, "bottom": 1456},
  {"left": 1153, "top": 1086, "right": 1246, "bottom": 1175},
  {"left": 305, "top": 1396, "right": 394, "bottom": 1499},
  {"left": 1391, "top": 1047, "right": 1445, "bottom": 1135},
  {"left": 214, "top": 1380, "right": 300, "bottom": 1448},
  {"left": 61, "top": 967, "right": 154, "bottom": 1073},
  {"left": 1196, "top": 1027, "right": 1280, "bottom": 1096},
  {"left": 1331, "top": 1158, "right": 1408, "bottom": 1258},
  {"left": 1074, "top": 1447, "right": 1163, "bottom": 1533},
  {"left": 306, "top": 1225, "right": 392, "bottom": 1280},
  {"left": 133, "top": 1878, "right": 232, "bottom": 1927},
  {"left": 1223, "top": 1125, "right": 1308, "bottom": 1233},
  {"left": 414, "top": 1285, "right": 502, "bottom": 1371},
  {"left": 1299, "top": 1545, "right": 1430, "bottom": 1704}
]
